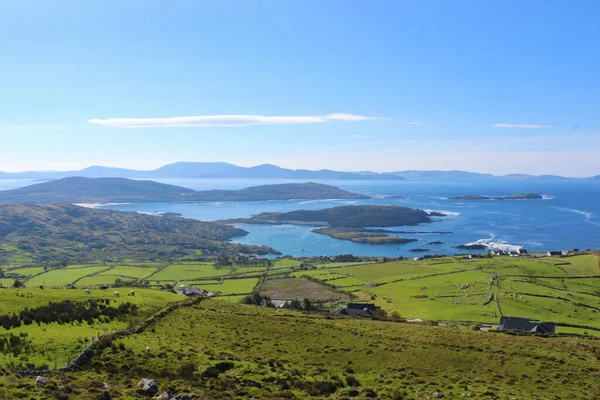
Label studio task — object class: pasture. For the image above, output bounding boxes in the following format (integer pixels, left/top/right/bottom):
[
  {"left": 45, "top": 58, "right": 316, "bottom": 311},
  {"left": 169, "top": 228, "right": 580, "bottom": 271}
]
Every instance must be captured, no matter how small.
[
  {"left": 261, "top": 277, "right": 350, "bottom": 301},
  {"left": 148, "top": 262, "right": 231, "bottom": 281},
  {"left": 27, "top": 266, "right": 108, "bottom": 287},
  {"left": 2, "top": 299, "right": 598, "bottom": 399},
  {"left": 0, "top": 287, "right": 182, "bottom": 369}
]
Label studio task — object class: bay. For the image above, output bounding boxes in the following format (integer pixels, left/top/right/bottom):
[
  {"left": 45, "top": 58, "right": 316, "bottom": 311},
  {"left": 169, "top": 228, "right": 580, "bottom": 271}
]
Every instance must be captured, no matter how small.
[{"left": 1, "top": 178, "right": 599, "bottom": 257}]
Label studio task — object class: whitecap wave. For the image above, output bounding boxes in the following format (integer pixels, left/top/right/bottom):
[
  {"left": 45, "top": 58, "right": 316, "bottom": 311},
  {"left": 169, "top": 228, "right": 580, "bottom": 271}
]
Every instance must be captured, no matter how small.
[
  {"left": 573, "top": 209, "right": 592, "bottom": 220},
  {"left": 424, "top": 209, "right": 461, "bottom": 217},
  {"left": 299, "top": 198, "right": 344, "bottom": 205},
  {"left": 74, "top": 202, "right": 130, "bottom": 208},
  {"left": 136, "top": 211, "right": 165, "bottom": 216},
  {"left": 554, "top": 207, "right": 592, "bottom": 221},
  {"left": 464, "top": 235, "right": 522, "bottom": 252},
  {"left": 542, "top": 195, "right": 554, "bottom": 200}
]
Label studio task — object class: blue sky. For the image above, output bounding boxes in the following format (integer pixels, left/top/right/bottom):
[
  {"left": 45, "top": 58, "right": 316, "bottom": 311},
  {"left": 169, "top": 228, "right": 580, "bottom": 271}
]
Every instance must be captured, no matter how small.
[{"left": 0, "top": 0, "right": 599, "bottom": 176}]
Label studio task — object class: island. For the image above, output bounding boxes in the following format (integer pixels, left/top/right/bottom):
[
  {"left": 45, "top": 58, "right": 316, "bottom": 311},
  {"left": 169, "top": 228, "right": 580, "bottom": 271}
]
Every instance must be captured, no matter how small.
[
  {"left": 313, "top": 227, "right": 418, "bottom": 244},
  {"left": 0, "top": 177, "right": 369, "bottom": 204},
  {"left": 450, "top": 192, "right": 543, "bottom": 200},
  {"left": 454, "top": 244, "right": 487, "bottom": 250},
  {"left": 222, "top": 205, "right": 444, "bottom": 245},
  {"left": 0, "top": 203, "right": 280, "bottom": 264}
]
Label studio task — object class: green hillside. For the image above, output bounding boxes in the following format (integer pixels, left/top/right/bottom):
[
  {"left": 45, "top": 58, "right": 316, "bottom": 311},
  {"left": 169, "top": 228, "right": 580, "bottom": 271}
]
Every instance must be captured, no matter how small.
[
  {"left": 0, "top": 296, "right": 598, "bottom": 399},
  {"left": 0, "top": 203, "right": 277, "bottom": 264},
  {"left": 0, "top": 178, "right": 368, "bottom": 204}
]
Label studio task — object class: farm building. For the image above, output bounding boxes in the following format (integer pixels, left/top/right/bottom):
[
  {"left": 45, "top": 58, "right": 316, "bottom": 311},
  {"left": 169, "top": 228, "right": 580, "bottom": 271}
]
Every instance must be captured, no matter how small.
[
  {"left": 336, "top": 303, "right": 379, "bottom": 318},
  {"left": 270, "top": 299, "right": 291, "bottom": 309},
  {"left": 176, "top": 285, "right": 211, "bottom": 297},
  {"left": 497, "top": 316, "right": 556, "bottom": 333}
]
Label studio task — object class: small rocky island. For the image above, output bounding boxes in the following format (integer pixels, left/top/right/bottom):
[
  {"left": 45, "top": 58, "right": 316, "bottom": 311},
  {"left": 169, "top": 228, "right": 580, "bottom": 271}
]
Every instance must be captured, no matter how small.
[
  {"left": 450, "top": 192, "right": 543, "bottom": 200},
  {"left": 221, "top": 205, "right": 445, "bottom": 245}
]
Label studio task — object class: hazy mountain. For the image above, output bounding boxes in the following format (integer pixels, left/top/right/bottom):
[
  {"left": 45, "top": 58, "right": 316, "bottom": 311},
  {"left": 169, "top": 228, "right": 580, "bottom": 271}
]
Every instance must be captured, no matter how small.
[
  {"left": 0, "top": 162, "right": 595, "bottom": 180},
  {"left": 382, "top": 170, "right": 496, "bottom": 179},
  {"left": 0, "top": 177, "right": 368, "bottom": 204}
]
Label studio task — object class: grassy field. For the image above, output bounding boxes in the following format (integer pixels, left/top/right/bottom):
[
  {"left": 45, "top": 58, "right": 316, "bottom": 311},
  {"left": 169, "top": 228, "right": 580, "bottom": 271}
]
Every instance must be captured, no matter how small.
[
  {"left": 314, "top": 255, "right": 600, "bottom": 331},
  {"left": 148, "top": 262, "right": 233, "bottom": 281},
  {"left": 27, "top": 266, "right": 108, "bottom": 287},
  {"left": 1, "top": 298, "right": 598, "bottom": 399},
  {"left": 0, "top": 287, "right": 183, "bottom": 370},
  {"left": 261, "top": 277, "right": 350, "bottom": 301}
]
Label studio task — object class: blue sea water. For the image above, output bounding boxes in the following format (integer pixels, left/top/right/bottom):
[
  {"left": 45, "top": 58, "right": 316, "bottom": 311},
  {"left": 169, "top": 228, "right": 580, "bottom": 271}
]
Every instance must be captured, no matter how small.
[{"left": 1, "top": 178, "right": 599, "bottom": 257}]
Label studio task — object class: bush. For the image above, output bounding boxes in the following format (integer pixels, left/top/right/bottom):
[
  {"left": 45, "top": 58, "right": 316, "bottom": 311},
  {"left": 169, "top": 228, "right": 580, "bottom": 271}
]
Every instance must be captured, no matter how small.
[
  {"left": 345, "top": 375, "right": 360, "bottom": 387},
  {"left": 178, "top": 362, "right": 197, "bottom": 380}
]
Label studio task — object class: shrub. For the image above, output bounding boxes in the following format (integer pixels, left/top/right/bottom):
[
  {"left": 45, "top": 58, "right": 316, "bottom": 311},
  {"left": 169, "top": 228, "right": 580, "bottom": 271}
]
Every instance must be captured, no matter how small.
[{"left": 345, "top": 375, "right": 360, "bottom": 387}]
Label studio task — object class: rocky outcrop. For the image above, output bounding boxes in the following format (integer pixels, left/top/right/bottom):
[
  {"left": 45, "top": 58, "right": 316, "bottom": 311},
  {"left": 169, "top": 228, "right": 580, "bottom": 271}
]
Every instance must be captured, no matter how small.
[{"left": 136, "top": 379, "right": 159, "bottom": 396}]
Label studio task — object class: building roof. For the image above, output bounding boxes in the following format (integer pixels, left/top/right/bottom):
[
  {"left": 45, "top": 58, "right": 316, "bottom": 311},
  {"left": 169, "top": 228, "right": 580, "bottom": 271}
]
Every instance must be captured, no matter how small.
[
  {"left": 498, "top": 316, "right": 556, "bottom": 333},
  {"left": 338, "top": 308, "right": 375, "bottom": 317},
  {"left": 346, "top": 303, "right": 377, "bottom": 311}
]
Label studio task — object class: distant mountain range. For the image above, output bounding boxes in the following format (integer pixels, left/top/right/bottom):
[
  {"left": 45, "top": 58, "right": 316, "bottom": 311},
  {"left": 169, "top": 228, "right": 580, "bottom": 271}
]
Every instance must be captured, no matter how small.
[
  {"left": 0, "top": 161, "right": 597, "bottom": 181},
  {"left": 0, "top": 177, "right": 368, "bottom": 204}
]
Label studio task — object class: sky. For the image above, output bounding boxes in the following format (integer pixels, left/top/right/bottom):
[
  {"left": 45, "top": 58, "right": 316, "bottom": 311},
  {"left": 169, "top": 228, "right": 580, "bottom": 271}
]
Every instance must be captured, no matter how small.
[{"left": 0, "top": 0, "right": 599, "bottom": 176}]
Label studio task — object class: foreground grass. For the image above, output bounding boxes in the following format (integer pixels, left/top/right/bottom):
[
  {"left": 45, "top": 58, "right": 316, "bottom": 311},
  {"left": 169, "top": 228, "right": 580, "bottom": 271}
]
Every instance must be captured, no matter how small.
[
  {"left": 1, "top": 299, "right": 598, "bottom": 399},
  {"left": 0, "top": 288, "right": 182, "bottom": 368}
]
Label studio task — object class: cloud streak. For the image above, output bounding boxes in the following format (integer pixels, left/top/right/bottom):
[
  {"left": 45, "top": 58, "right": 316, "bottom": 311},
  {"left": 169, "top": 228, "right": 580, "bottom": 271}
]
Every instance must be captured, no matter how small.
[
  {"left": 492, "top": 123, "right": 553, "bottom": 129},
  {"left": 89, "top": 113, "right": 384, "bottom": 128}
]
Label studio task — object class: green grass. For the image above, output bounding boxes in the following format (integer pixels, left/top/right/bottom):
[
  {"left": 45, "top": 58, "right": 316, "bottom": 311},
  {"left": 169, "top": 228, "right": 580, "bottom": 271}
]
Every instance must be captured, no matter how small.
[
  {"left": 26, "top": 266, "right": 108, "bottom": 287},
  {"left": 100, "top": 265, "right": 158, "bottom": 279},
  {"left": 4, "top": 267, "right": 46, "bottom": 277},
  {"left": 0, "top": 278, "right": 15, "bottom": 288},
  {"left": 0, "top": 287, "right": 182, "bottom": 370},
  {"left": 332, "top": 260, "right": 468, "bottom": 283},
  {"left": 76, "top": 274, "right": 122, "bottom": 286},
  {"left": 261, "top": 277, "right": 350, "bottom": 301},
  {"left": 273, "top": 258, "right": 302, "bottom": 268},
  {"left": 3, "top": 299, "right": 597, "bottom": 399},
  {"left": 559, "top": 254, "right": 600, "bottom": 275},
  {"left": 149, "top": 262, "right": 229, "bottom": 281}
]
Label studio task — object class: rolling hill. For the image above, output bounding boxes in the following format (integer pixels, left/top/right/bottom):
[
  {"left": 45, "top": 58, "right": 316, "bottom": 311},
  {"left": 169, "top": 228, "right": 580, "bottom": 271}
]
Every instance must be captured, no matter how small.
[
  {"left": 0, "top": 177, "right": 369, "bottom": 204},
  {"left": 0, "top": 203, "right": 278, "bottom": 263}
]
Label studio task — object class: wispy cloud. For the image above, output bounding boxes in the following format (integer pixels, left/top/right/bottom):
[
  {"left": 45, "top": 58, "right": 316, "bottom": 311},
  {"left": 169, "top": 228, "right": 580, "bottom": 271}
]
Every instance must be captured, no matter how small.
[
  {"left": 408, "top": 122, "right": 423, "bottom": 125},
  {"left": 352, "top": 134, "right": 367, "bottom": 138},
  {"left": 89, "top": 113, "right": 385, "bottom": 128},
  {"left": 492, "top": 123, "right": 553, "bottom": 129}
]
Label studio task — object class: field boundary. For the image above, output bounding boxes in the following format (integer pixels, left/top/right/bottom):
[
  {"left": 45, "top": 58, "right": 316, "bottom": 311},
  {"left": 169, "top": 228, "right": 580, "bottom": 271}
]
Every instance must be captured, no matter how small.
[{"left": 15, "top": 295, "right": 204, "bottom": 376}]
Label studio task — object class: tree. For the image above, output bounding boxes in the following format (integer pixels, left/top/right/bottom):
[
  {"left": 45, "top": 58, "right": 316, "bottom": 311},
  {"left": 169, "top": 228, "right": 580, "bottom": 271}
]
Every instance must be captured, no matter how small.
[{"left": 12, "top": 280, "right": 25, "bottom": 288}]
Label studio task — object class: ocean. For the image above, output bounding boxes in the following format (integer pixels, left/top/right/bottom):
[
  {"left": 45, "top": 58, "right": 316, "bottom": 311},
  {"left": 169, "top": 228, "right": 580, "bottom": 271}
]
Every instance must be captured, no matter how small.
[{"left": 1, "top": 178, "right": 599, "bottom": 257}]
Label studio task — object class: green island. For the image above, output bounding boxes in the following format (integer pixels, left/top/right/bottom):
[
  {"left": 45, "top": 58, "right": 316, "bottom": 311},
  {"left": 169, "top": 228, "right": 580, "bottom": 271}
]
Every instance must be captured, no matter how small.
[
  {"left": 0, "top": 178, "right": 369, "bottom": 204},
  {"left": 223, "top": 205, "right": 440, "bottom": 245},
  {"left": 313, "top": 227, "right": 418, "bottom": 244},
  {"left": 0, "top": 204, "right": 599, "bottom": 399},
  {"left": 450, "top": 192, "right": 544, "bottom": 200}
]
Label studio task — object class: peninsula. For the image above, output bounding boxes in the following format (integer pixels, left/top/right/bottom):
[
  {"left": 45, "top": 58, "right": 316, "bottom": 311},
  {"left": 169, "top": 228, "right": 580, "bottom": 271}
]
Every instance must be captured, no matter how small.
[
  {"left": 0, "top": 177, "right": 369, "bottom": 204},
  {"left": 0, "top": 203, "right": 279, "bottom": 263}
]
